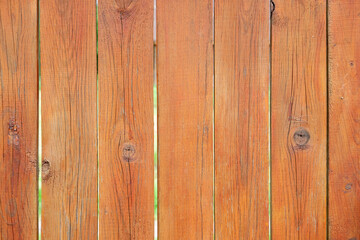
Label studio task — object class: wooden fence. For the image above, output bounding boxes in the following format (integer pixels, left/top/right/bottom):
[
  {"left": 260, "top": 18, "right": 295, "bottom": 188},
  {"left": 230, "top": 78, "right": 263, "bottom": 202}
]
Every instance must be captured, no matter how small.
[{"left": 0, "top": 0, "right": 359, "bottom": 239}]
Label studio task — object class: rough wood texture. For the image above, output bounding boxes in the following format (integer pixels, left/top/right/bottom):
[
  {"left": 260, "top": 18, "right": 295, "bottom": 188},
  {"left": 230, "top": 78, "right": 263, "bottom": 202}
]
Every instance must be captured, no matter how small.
[
  {"left": 98, "top": 0, "right": 154, "bottom": 239},
  {"left": 271, "top": 0, "right": 327, "bottom": 239},
  {"left": 329, "top": 1, "right": 360, "bottom": 239},
  {"left": 214, "top": 0, "right": 270, "bottom": 239},
  {"left": 157, "top": 0, "right": 213, "bottom": 238},
  {"left": 0, "top": 0, "right": 38, "bottom": 238},
  {"left": 40, "top": 0, "right": 97, "bottom": 239}
]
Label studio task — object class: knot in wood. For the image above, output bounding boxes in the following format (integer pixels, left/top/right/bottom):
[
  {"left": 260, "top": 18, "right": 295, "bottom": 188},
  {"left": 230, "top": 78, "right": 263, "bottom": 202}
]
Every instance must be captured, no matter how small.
[
  {"left": 42, "top": 159, "right": 51, "bottom": 180},
  {"left": 115, "top": 0, "right": 135, "bottom": 18},
  {"left": 122, "top": 143, "right": 136, "bottom": 162},
  {"left": 8, "top": 118, "right": 20, "bottom": 146},
  {"left": 8, "top": 119, "right": 18, "bottom": 132},
  {"left": 271, "top": 1, "right": 275, "bottom": 16},
  {"left": 293, "top": 128, "right": 310, "bottom": 146},
  {"left": 345, "top": 183, "right": 352, "bottom": 191}
]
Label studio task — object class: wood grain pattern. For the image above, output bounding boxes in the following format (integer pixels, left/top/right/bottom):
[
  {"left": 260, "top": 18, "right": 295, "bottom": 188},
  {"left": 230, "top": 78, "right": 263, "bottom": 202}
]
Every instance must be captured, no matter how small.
[
  {"left": 329, "top": 1, "right": 360, "bottom": 239},
  {"left": 157, "top": 0, "right": 213, "bottom": 238},
  {"left": 98, "top": 0, "right": 154, "bottom": 239},
  {"left": 271, "top": 0, "right": 327, "bottom": 239},
  {"left": 0, "top": 0, "right": 38, "bottom": 238},
  {"left": 214, "top": 0, "right": 270, "bottom": 239},
  {"left": 40, "top": 0, "right": 97, "bottom": 239}
]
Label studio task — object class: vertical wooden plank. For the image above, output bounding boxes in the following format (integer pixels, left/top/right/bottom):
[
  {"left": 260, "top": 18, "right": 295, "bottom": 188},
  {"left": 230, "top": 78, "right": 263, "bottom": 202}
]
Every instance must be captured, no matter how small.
[
  {"left": 271, "top": 0, "right": 327, "bottom": 239},
  {"left": 0, "top": 0, "right": 38, "bottom": 238},
  {"left": 214, "top": 0, "right": 270, "bottom": 239},
  {"left": 98, "top": 0, "right": 154, "bottom": 239},
  {"left": 157, "top": 0, "right": 213, "bottom": 239},
  {"left": 40, "top": 0, "right": 97, "bottom": 239},
  {"left": 329, "top": 1, "right": 360, "bottom": 239}
]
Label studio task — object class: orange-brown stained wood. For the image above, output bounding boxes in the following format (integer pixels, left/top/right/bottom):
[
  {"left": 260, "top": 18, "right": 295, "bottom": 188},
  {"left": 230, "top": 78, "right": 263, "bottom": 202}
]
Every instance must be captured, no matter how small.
[
  {"left": 214, "top": 0, "right": 270, "bottom": 239},
  {"left": 329, "top": 1, "right": 360, "bottom": 239},
  {"left": 40, "top": 0, "right": 97, "bottom": 239},
  {"left": 98, "top": 0, "right": 154, "bottom": 239},
  {"left": 157, "top": 0, "right": 213, "bottom": 239},
  {"left": 0, "top": 0, "right": 38, "bottom": 238},
  {"left": 271, "top": 0, "right": 327, "bottom": 239}
]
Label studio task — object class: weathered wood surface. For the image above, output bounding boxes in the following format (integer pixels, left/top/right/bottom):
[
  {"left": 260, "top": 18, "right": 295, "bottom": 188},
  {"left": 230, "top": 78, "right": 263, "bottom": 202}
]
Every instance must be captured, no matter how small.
[
  {"left": 1, "top": 1, "right": 360, "bottom": 239},
  {"left": 271, "top": 0, "right": 327, "bottom": 239},
  {"left": 329, "top": 1, "right": 360, "bottom": 239},
  {"left": 98, "top": 0, "right": 154, "bottom": 239},
  {"left": 157, "top": 0, "right": 214, "bottom": 238},
  {"left": 40, "top": 0, "right": 97, "bottom": 238},
  {"left": 0, "top": 0, "right": 38, "bottom": 238},
  {"left": 214, "top": 0, "right": 270, "bottom": 239}
]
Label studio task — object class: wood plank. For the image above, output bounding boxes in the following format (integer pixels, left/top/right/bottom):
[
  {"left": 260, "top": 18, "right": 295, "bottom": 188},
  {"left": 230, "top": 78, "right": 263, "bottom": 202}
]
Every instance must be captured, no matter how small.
[
  {"left": 0, "top": 0, "right": 38, "bottom": 238},
  {"left": 328, "top": 1, "right": 360, "bottom": 239},
  {"left": 214, "top": 0, "right": 270, "bottom": 239},
  {"left": 98, "top": 0, "right": 154, "bottom": 239},
  {"left": 271, "top": 0, "right": 327, "bottom": 239},
  {"left": 40, "top": 0, "right": 97, "bottom": 239},
  {"left": 157, "top": 0, "right": 213, "bottom": 238}
]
